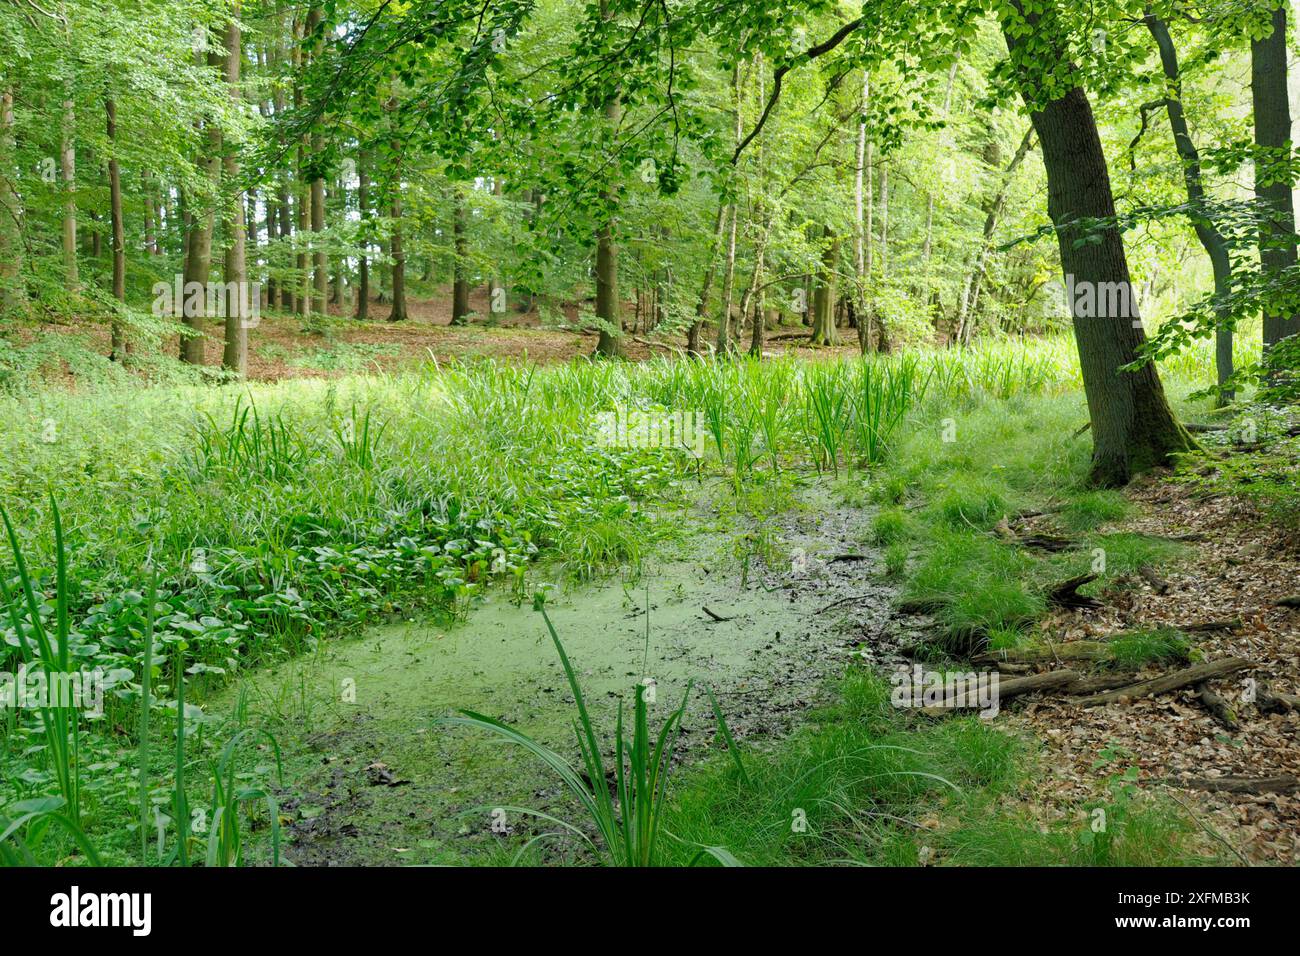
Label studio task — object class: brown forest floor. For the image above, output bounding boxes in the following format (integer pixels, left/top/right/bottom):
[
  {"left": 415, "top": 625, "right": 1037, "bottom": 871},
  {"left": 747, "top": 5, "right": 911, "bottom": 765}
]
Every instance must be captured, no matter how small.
[
  {"left": 1008, "top": 470, "right": 1300, "bottom": 865},
  {"left": 172, "top": 287, "right": 866, "bottom": 380}
]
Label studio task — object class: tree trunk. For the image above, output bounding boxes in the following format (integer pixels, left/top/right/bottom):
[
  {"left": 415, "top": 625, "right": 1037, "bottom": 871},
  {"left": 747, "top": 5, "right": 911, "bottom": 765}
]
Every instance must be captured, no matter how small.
[
  {"left": 1001, "top": 1, "right": 1192, "bottom": 487},
  {"left": 955, "top": 127, "right": 1034, "bottom": 346},
  {"left": 854, "top": 71, "right": 870, "bottom": 354},
  {"left": 593, "top": 0, "right": 623, "bottom": 357},
  {"left": 1145, "top": 13, "right": 1234, "bottom": 402},
  {"left": 356, "top": 153, "right": 370, "bottom": 320},
  {"left": 715, "top": 61, "right": 745, "bottom": 356},
  {"left": 1250, "top": 2, "right": 1300, "bottom": 351},
  {"left": 181, "top": 47, "right": 223, "bottom": 365},
  {"left": 388, "top": 182, "right": 408, "bottom": 322},
  {"left": 689, "top": 199, "right": 727, "bottom": 355},
  {"left": 0, "top": 88, "right": 23, "bottom": 313},
  {"left": 143, "top": 171, "right": 160, "bottom": 255},
  {"left": 106, "top": 99, "right": 126, "bottom": 359},
  {"left": 812, "top": 226, "right": 839, "bottom": 346},
  {"left": 221, "top": 4, "right": 248, "bottom": 376},
  {"left": 61, "top": 96, "right": 78, "bottom": 292},
  {"left": 452, "top": 191, "right": 470, "bottom": 325}
]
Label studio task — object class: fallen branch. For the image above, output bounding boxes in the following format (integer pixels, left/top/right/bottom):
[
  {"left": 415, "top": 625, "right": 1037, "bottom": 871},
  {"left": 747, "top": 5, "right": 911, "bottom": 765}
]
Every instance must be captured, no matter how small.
[
  {"left": 919, "top": 669, "right": 1080, "bottom": 715},
  {"left": 1194, "top": 682, "right": 1240, "bottom": 732},
  {"left": 1078, "top": 657, "right": 1253, "bottom": 708},
  {"left": 816, "top": 593, "right": 874, "bottom": 615},
  {"left": 1048, "top": 573, "right": 1102, "bottom": 610},
  {"left": 974, "top": 641, "right": 1112, "bottom": 665},
  {"left": 1061, "top": 673, "right": 1139, "bottom": 695},
  {"left": 1256, "top": 682, "right": 1299, "bottom": 714},
  {"left": 702, "top": 606, "right": 735, "bottom": 623},
  {"left": 1276, "top": 595, "right": 1300, "bottom": 609},
  {"left": 631, "top": 336, "right": 684, "bottom": 356},
  {"left": 1138, "top": 564, "right": 1170, "bottom": 595}
]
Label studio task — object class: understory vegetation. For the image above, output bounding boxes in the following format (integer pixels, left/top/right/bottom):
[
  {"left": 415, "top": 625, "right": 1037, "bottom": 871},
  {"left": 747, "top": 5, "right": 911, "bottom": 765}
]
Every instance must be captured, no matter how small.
[{"left": 1, "top": 336, "right": 1256, "bottom": 866}]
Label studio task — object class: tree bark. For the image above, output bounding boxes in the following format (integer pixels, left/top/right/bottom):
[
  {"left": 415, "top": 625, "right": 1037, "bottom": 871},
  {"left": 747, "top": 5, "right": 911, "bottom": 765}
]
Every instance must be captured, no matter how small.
[
  {"left": 854, "top": 71, "right": 871, "bottom": 354},
  {"left": 181, "top": 46, "right": 223, "bottom": 365},
  {"left": 61, "top": 96, "right": 78, "bottom": 292},
  {"left": 812, "top": 226, "right": 839, "bottom": 346},
  {"left": 106, "top": 99, "right": 126, "bottom": 359},
  {"left": 356, "top": 152, "right": 370, "bottom": 320},
  {"left": 715, "top": 61, "right": 744, "bottom": 356},
  {"left": 593, "top": 0, "right": 623, "bottom": 357},
  {"left": 221, "top": 4, "right": 248, "bottom": 376},
  {"left": 389, "top": 184, "right": 408, "bottom": 322},
  {"left": 1250, "top": 2, "right": 1300, "bottom": 351},
  {"left": 689, "top": 199, "right": 727, "bottom": 355},
  {"left": 0, "top": 88, "right": 23, "bottom": 313},
  {"left": 452, "top": 190, "right": 470, "bottom": 325},
  {"left": 1001, "top": 1, "right": 1192, "bottom": 487}
]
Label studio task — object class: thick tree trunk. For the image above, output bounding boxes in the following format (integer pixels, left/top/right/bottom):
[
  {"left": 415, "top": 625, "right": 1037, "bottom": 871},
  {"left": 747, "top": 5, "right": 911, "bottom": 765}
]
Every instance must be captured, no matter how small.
[
  {"left": 1002, "top": 2, "right": 1192, "bottom": 487},
  {"left": 812, "top": 226, "right": 839, "bottom": 346},
  {"left": 106, "top": 99, "right": 126, "bottom": 359},
  {"left": 452, "top": 192, "right": 470, "bottom": 325},
  {"left": 181, "top": 47, "right": 223, "bottom": 365},
  {"left": 388, "top": 183, "right": 408, "bottom": 322},
  {"left": 1251, "top": 2, "right": 1300, "bottom": 351},
  {"left": 1145, "top": 13, "right": 1233, "bottom": 402},
  {"left": 221, "top": 5, "right": 248, "bottom": 376}
]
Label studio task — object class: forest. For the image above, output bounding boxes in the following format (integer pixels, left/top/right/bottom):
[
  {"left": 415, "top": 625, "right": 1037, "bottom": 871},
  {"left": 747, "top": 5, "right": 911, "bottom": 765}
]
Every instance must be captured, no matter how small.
[{"left": 0, "top": 0, "right": 1298, "bottom": 880}]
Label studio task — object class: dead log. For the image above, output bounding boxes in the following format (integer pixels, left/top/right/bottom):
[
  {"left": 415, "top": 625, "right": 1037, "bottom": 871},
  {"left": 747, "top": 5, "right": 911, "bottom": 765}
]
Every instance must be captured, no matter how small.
[
  {"left": 1018, "top": 534, "right": 1076, "bottom": 553},
  {"left": 1158, "top": 775, "right": 1299, "bottom": 795},
  {"left": 1256, "top": 682, "right": 1300, "bottom": 714},
  {"left": 1078, "top": 657, "right": 1253, "bottom": 708},
  {"left": 1194, "top": 682, "right": 1240, "bottom": 732},
  {"left": 1048, "top": 573, "right": 1102, "bottom": 610},
  {"left": 1276, "top": 595, "right": 1300, "bottom": 609},
  {"left": 974, "top": 641, "right": 1112, "bottom": 665},
  {"left": 1138, "top": 565, "right": 1170, "bottom": 595},
  {"left": 1062, "top": 674, "right": 1141, "bottom": 695},
  {"left": 1183, "top": 422, "right": 1230, "bottom": 433},
  {"left": 919, "top": 669, "right": 1080, "bottom": 714}
]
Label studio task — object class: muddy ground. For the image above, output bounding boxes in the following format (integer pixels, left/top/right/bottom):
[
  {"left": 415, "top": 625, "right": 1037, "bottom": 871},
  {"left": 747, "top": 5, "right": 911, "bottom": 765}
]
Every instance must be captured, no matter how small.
[{"left": 213, "top": 484, "right": 915, "bottom": 865}]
